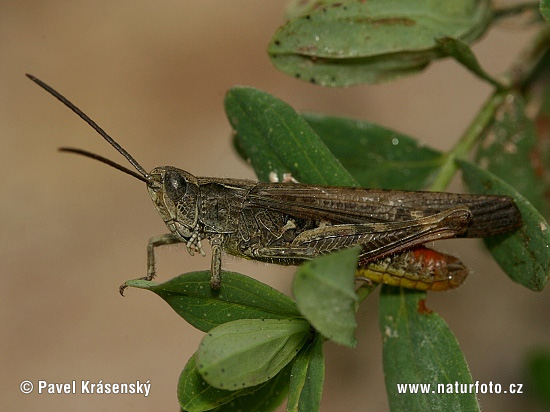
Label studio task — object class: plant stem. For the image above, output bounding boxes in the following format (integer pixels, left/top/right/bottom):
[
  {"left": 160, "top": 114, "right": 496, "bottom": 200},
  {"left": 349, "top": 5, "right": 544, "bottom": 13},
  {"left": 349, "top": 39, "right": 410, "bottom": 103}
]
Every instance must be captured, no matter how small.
[
  {"left": 428, "top": 25, "right": 550, "bottom": 192},
  {"left": 428, "top": 89, "right": 507, "bottom": 192}
]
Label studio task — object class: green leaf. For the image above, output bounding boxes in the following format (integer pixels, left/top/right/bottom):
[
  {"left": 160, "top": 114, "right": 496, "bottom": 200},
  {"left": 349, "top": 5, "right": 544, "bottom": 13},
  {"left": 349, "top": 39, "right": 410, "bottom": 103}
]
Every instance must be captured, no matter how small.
[
  {"left": 284, "top": 0, "right": 343, "bottom": 20},
  {"left": 459, "top": 160, "right": 550, "bottom": 291},
  {"left": 302, "top": 112, "right": 444, "bottom": 189},
  {"left": 196, "top": 318, "right": 310, "bottom": 389},
  {"left": 293, "top": 247, "right": 359, "bottom": 347},
  {"left": 379, "top": 287, "right": 480, "bottom": 411},
  {"left": 541, "top": 0, "right": 550, "bottom": 22},
  {"left": 269, "top": 0, "right": 492, "bottom": 86},
  {"left": 225, "top": 87, "right": 356, "bottom": 186},
  {"left": 436, "top": 37, "right": 502, "bottom": 87},
  {"left": 209, "top": 363, "right": 292, "bottom": 412},
  {"left": 124, "top": 271, "right": 301, "bottom": 332},
  {"left": 286, "top": 333, "right": 325, "bottom": 412},
  {"left": 525, "top": 348, "right": 550, "bottom": 407},
  {"left": 475, "top": 93, "right": 549, "bottom": 216},
  {"left": 178, "top": 354, "right": 267, "bottom": 411},
  {"left": 178, "top": 354, "right": 292, "bottom": 412},
  {"left": 269, "top": 52, "right": 433, "bottom": 87}
]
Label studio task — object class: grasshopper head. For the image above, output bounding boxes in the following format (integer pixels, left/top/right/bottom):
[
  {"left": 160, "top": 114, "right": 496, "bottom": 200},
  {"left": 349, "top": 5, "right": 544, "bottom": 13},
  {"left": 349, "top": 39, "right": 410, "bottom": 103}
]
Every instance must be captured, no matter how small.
[{"left": 148, "top": 166, "right": 200, "bottom": 240}]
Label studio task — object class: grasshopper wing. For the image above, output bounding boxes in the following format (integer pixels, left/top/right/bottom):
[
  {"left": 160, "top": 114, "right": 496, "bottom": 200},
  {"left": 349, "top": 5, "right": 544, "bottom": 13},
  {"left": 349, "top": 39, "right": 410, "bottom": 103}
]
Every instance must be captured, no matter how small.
[{"left": 246, "top": 183, "right": 521, "bottom": 237}]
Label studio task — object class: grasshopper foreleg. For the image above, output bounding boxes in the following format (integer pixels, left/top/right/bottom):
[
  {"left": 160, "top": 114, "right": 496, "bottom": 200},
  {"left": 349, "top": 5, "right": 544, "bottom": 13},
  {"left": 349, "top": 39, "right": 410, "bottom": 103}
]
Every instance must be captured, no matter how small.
[{"left": 119, "top": 233, "right": 181, "bottom": 295}]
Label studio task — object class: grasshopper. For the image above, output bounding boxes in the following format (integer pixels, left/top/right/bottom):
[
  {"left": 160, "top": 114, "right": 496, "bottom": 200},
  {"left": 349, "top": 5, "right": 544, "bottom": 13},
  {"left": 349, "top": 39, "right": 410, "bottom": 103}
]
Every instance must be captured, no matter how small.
[{"left": 27, "top": 74, "right": 522, "bottom": 293}]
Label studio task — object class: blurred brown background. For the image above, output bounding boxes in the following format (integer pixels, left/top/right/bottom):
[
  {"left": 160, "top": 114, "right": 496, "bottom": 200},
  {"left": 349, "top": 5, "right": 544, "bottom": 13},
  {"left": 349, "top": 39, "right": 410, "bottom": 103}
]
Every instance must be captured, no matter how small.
[{"left": 2, "top": 1, "right": 549, "bottom": 411}]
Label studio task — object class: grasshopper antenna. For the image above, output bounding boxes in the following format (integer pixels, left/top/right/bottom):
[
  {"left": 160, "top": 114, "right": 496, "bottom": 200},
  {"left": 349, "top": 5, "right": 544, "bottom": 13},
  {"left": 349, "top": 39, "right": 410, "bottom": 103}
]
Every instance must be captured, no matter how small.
[
  {"left": 26, "top": 74, "right": 154, "bottom": 184},
  {"left": 59, "top": 147, "right": 150, "bottom": 184}
]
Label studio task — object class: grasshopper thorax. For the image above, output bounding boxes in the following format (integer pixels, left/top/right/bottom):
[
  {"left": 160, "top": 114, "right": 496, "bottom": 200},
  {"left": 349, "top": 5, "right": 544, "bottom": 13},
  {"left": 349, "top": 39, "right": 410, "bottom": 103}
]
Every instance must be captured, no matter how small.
[{"left": 148, "top": 166, "right": 200, "bottom": 241}]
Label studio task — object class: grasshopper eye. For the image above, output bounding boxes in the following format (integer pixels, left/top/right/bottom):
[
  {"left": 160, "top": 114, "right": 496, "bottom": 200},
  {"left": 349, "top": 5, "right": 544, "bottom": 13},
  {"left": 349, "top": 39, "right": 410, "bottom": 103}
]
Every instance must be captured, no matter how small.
[{"left": 165, "top": 171, "right": 187, "bottom": 201}]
